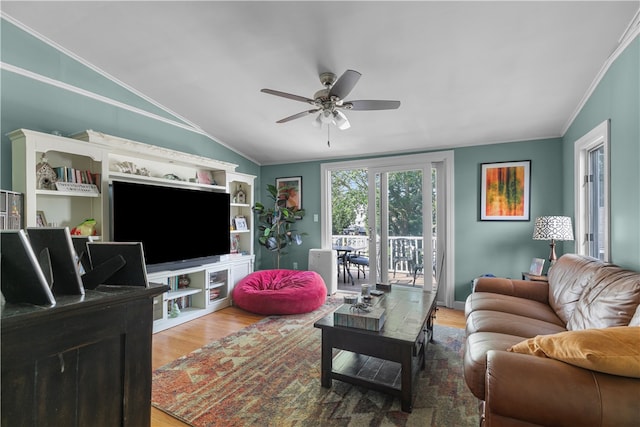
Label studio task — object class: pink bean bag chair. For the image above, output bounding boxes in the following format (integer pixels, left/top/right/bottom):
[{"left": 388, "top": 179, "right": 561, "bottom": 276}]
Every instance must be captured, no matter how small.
[{"left": 232, "top": 269, "right": 327, "bottom": 315}]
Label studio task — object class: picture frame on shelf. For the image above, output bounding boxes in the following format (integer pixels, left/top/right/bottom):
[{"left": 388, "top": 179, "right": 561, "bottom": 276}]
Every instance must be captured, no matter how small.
[
  {"left": 230, "top": 233, "right": 240, "bottom": 253},
  {"left": 234, "top": 216, "right": 248, "bottom": 231},
  {"left": 529, "top": 257, "right": 545, "bottom": 276},
  {"left": 480, "top": 160, "right": 530, "bottom": 221},
  {"left": 36, "top": 210, "right": 48, "bottom": 227},
  {"left": 275, "top": 176, "right": 302, "bottom": 211},
  {"left": 196, "top": 170, "right": 215, "bottom": 185}
]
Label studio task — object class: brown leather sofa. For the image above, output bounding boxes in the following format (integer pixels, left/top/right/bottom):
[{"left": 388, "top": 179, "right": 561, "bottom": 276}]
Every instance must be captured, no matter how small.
[{"left": 463, "top": 254, "right": 640, "bottom": 426}]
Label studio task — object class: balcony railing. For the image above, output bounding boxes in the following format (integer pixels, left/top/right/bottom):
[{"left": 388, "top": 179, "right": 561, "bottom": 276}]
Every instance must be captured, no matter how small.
[{"left": 332, "top": 234, "right": 435, "bottom": 276}]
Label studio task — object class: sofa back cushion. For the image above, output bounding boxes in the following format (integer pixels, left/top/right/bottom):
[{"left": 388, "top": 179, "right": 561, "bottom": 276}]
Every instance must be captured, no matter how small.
[
  {"left": 548, "top": 254, "right": 604, "bottom": 324},
  {"left": 567, "top": 266, "right": 640, "bottom": 330},
  {"left": 629, "top": 304, "right": 640, "bottom": 327}
]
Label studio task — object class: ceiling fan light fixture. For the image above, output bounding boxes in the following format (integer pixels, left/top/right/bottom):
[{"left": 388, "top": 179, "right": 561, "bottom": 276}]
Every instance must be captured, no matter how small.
[
  {"left": 320, "top": 110, "right": 333, "bottom": 124},
  {"left": 333, "top": 110, "right": 350, "bottom": 130},
  {"left": 312, "top": 113, "right": 323, "bottom": 128}
]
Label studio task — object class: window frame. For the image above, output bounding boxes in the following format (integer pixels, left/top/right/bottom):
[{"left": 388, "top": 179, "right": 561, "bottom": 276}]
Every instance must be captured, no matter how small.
[{"left": 574, "top": 119, "right": 610, "bottom": 261}]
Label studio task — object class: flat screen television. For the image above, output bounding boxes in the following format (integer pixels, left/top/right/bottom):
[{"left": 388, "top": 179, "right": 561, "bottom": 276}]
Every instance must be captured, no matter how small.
[{"left": 110, "top": 180, "right": 230, "bottom": 272}]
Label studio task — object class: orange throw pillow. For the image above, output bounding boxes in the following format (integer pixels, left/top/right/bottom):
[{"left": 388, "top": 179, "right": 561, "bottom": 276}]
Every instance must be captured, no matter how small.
[{"left": 508, "top": 326, "right": 640, "bottom": 378}]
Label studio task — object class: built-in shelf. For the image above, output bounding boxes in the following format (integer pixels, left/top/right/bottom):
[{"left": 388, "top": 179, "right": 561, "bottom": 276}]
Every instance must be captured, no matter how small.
[
  {"left": 109, "top": 171, "right": 226, "bottom": 192},
  {"left": 36, "top": 189, "right": 101, "bottom": 197},
  {"left": 10, "top": 128, "right": 256, "bottom": 333},
  {"left": 166, "top": 287, "right": 202, "bottom": 299}
]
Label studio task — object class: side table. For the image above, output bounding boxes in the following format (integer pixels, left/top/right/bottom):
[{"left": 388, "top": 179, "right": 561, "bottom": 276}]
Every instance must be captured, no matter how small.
[{"left": 522, "top": 272, "right": 548, "bottom": 282}]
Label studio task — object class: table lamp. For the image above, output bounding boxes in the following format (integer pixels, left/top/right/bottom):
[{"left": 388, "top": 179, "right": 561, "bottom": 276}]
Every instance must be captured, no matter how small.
[{"left": 532, "top": 216, "right": 574, "bottom": 265}]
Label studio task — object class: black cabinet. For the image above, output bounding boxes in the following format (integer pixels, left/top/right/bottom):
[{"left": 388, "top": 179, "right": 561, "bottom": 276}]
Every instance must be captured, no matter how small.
[{"left": 1, "top": 283, "right": 168, "bottom": 427}]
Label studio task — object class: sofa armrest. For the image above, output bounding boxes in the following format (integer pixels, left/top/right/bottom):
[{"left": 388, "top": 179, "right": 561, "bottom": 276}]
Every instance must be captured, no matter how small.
[
  {"left": 485, "top": 350, "right": 640, "bottom": 427},
  {"left": 474, "top": 277, "right": 548, "bottom": 304}
]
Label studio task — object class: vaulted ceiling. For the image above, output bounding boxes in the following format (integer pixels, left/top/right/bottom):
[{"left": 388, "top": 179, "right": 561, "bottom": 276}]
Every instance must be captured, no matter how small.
[{"left": 2, "top": 1, "right": 638, "bottom": 165}]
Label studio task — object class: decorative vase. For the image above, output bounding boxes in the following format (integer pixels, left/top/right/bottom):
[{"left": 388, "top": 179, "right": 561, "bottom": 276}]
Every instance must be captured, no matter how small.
[{"left": 169, "top": 303, "right": 181, "bottom": 318}]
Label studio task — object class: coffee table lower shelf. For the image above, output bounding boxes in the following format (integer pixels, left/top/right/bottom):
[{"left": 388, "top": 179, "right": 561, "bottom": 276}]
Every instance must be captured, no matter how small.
[
  {"left": 314, "top": 287, "right": 437, "bottom": 413},
  {"left": 330, "top": 349, "right": 424, "bottom": 398}
]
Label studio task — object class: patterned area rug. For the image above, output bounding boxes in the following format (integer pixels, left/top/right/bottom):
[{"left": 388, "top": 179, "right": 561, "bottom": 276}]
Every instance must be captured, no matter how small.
[{"left": 152, "top": 297, "right": 480, "bottom": 426}]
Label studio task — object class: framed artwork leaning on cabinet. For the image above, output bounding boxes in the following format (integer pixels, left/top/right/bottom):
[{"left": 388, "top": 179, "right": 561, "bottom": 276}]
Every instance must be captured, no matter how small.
[{"left": 0, "top": 230, "right": 56, "bottom": 306}]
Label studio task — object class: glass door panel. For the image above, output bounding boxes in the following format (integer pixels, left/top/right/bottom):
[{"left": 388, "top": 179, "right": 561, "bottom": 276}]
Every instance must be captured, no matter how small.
[{"left": 370, "top": 168, "right": 430, "bottom": 286}]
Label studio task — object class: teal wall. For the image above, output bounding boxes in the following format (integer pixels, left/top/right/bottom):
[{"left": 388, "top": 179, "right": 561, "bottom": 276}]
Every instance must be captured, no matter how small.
[
  {"left": 453, "top": 139, "right": 564, "bottom": 300},
  {"left": 257, "top": 163, "right": 323, "bottom": 271},
  {"left": 258, "top": 138, "right": 563, "bottom": 303},
  {"left": 2, "top": 18, "right": 638, "bottom": 305}
]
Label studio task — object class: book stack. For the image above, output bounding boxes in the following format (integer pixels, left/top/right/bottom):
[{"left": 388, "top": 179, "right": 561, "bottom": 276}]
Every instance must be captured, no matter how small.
[
  {"left": 333, "top": 304, "right": 386, "bottom": 331},
  {"left": 54, "top": 166, "right": 101, "bottom": 191}
]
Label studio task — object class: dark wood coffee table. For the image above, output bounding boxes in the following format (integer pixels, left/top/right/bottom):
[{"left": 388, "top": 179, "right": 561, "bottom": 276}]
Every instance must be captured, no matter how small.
[{"left": 314, "top": 286, "right": 437, "bottom": 412}]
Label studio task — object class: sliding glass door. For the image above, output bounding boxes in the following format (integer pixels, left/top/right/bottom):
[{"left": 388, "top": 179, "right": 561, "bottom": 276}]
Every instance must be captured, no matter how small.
[{"left": 321, "top": 152, "right": 453, "bottom": 307}]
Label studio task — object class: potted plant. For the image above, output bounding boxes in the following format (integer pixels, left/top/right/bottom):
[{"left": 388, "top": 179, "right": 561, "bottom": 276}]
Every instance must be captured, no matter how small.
[{"left": 253, "top": 183, "right": 306, "bottom": 269}]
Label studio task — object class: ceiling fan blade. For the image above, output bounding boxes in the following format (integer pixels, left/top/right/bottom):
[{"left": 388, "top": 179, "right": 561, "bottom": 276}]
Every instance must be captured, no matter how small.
[
  {"left": 329, "top": 69, "right": 361, "bottom": 99},
  {"left": 276, "top": 109, "right": 320, "bottom": 123},
  {"left": 261, "top": 88, "right": 315, "bottom": 104},
  {"left": 346, "top": 100, "right": 401, "bottom": 111}
]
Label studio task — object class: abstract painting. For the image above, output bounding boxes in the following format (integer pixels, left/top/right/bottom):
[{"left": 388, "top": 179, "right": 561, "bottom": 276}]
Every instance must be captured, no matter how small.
[{"left": 480, "top": 160, "right": 530, "bottom": 221}]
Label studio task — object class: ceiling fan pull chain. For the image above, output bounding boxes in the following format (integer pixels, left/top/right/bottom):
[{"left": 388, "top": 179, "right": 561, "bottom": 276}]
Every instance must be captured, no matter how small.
[{"left": 327, "top": 126, "right": 331, "bottom": 147}]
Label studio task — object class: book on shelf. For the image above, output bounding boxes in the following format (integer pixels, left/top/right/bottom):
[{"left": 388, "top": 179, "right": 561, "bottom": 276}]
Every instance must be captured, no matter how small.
[{"left": 53, "top": 166, "right": 100, "bottom": 188}]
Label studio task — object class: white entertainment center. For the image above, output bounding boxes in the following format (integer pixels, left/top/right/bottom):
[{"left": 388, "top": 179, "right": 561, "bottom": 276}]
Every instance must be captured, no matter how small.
[{"left": 9, "top": 128, "right": 256, "bottom": 332}]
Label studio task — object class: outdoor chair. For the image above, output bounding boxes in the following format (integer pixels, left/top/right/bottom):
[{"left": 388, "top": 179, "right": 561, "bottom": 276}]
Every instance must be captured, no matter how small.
[
  {"left": 347, "top": 251, "right": 369, "bottom": 281},
  {"left": 392, "top": 238, "right": 416, "bottom": 278}
]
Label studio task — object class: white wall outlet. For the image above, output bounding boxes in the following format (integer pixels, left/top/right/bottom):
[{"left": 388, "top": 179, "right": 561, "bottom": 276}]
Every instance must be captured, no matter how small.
[{"left": 313, "top": 214, "right": 318, "bottom": 222}]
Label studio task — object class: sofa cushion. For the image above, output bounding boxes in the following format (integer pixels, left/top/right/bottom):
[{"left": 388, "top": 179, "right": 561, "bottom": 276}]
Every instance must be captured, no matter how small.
[
  {"left": 508, "top": 326, "right": 640, "bottom": 378},
  {"left": 547, "top": 254, "right": 603, "bottom": 324},
  {"left": 567, "top": 266, "right": 640, "bottom": 330},
  {"left": 472, "top": 277, "right": 549, "bottom": 304},
  {"left": 465, "top": 292, "right": 564, "bottom": 326},
  {"left": 463, "top": 331, "right": 525, "bottom": 400},
  {"left": 466, "top": 310, "right": 567, "bottom": 338}
]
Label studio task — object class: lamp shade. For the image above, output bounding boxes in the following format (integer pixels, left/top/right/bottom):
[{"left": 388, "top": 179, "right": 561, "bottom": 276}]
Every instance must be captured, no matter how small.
[{"left": 532, "top": 216, "right": 574, "bottom": 241}]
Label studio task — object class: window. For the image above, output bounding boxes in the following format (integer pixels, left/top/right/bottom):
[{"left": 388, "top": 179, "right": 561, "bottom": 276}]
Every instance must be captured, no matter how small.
[{"left": 574, "top": 120, "right": 609, "bottom": 261}]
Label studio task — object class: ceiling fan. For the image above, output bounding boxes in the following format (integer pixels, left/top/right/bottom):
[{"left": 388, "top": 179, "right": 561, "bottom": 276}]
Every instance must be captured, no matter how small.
[{"left": 261, "top": 69, "right": 400, "bottom": 131}]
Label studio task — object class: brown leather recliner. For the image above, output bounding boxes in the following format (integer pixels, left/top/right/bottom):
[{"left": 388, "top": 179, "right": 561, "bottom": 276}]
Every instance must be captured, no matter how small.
[{"left": 463, "top": 254, "right": 640, "bottom": 426}]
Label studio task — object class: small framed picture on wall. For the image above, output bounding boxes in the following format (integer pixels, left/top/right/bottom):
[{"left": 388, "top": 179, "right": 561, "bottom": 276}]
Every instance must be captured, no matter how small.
[{"left": 275, "top": 176, "right": 302, "bottom": 211}]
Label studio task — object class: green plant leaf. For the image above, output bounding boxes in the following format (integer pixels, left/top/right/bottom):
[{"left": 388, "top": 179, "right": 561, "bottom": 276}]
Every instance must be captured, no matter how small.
[{"left": 253, "top": 183, "right": 307, "bottom": 266}]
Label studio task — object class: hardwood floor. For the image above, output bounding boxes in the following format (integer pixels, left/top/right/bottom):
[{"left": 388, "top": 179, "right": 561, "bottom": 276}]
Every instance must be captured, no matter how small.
[{"left": 150, "top": 301, "right": 466, "bottom": 427}]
